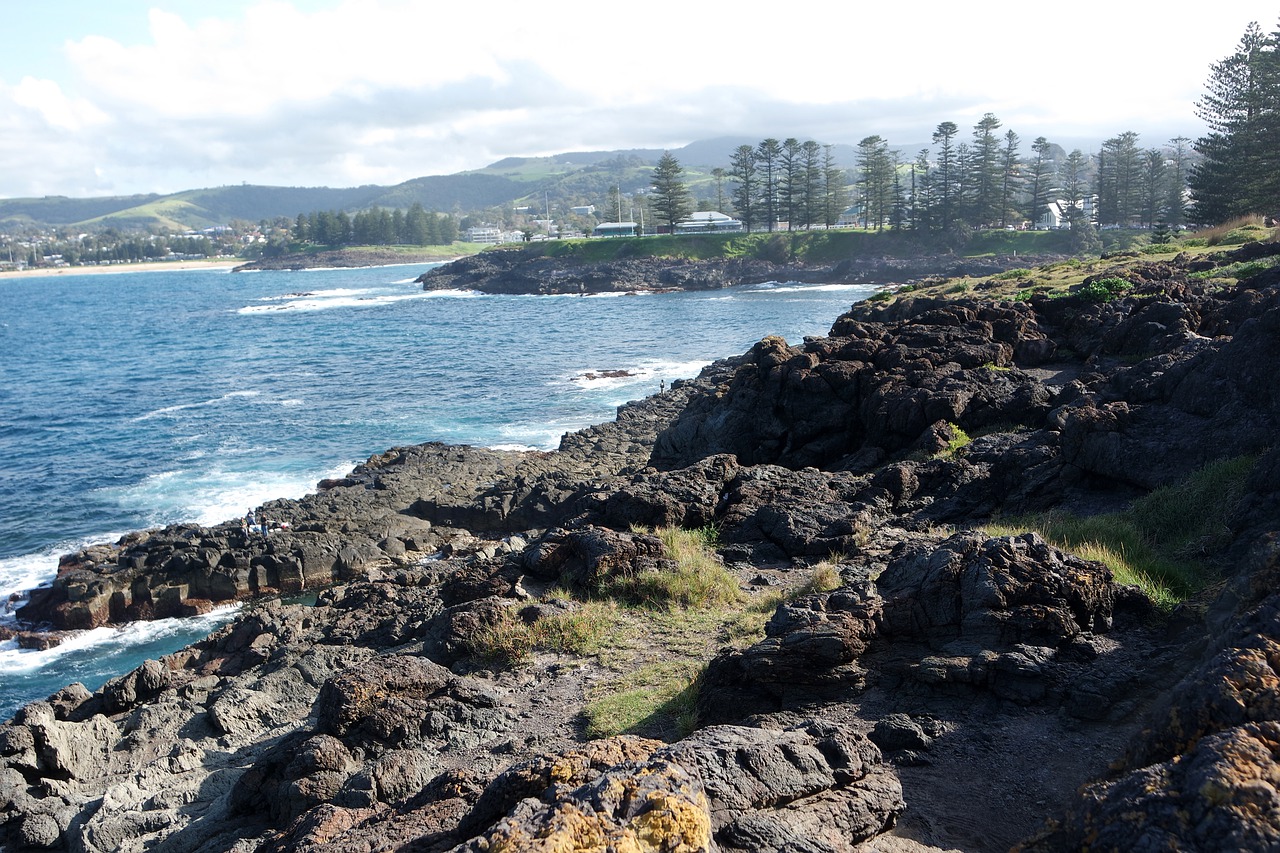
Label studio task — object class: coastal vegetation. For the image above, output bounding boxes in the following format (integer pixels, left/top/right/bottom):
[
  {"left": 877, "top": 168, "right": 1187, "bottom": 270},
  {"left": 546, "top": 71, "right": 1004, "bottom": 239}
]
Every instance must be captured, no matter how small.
[{"left": 985, "top": 455, "right": 1256, "bottom": 609}]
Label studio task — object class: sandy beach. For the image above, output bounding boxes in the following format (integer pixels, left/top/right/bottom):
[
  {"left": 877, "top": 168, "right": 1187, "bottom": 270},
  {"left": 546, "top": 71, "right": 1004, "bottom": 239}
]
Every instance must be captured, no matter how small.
[{"left": 0, "top": 260, "right": 242, "bottom": 280}]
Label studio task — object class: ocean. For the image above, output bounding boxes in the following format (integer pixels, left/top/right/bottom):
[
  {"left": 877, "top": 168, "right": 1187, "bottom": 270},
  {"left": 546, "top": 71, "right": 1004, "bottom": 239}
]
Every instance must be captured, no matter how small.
[{"left": 0, "top": 262, "right": 875, "bottom": 720}]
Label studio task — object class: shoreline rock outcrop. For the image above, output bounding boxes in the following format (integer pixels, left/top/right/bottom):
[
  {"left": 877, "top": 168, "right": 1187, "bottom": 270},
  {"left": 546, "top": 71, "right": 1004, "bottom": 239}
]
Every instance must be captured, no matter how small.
[
  {"left": 415, "top": 250, "right": 1061, "bottom": 295},
  {"left": 4, "top": 241, "right": 1280, "bottom": 852}
]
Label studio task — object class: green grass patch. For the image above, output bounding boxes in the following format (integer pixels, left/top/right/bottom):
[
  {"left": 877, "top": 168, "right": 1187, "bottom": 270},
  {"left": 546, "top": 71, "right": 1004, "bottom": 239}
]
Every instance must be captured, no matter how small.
[
  {"left": 604, "top": 525, "right": 742, "bottom": 609},
  {"left": 1189, "top": 256, "right": 1280, "bottom": 282},
  {"left": 993, "top": 267, "right": 1034, "bottom": 281},
  {"left": 583, "top": 660, "right": 703, "bottom": 740},
  {"left": 1193, "top": 216, "right": 1275, "bottom": 247},
  {"left": 465, "top": 600, "right": 615, "bottom": 667},
  {"left": 938, "top": 425, "right": 973, "bottom": 458},
  {"left": 984, "top": 455, "right": 1255, "bottom": 609},
  {"left": 345, "top": 243, "right": 484, "bottom": 258}
]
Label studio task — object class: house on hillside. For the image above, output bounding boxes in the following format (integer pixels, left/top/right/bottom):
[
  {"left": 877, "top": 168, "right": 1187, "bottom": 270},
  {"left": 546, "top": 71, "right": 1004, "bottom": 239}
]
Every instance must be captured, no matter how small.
[
  {"left": 465, "top": 226, "right": 503, "bottom": 243},
  {"left": 675, "top": 211, "right": 743, "bottom": 233},
  {"left": 1038, "top": 196, "right": 1097, "bottom": 229}
]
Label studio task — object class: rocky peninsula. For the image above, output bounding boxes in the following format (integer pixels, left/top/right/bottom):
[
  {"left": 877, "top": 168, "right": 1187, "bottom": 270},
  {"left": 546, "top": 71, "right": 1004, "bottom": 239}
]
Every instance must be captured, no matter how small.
[
  {"left": 3, "top": 240, "right": 1280, "bottom": 852},
  {"left": 234, "top": 248, "right": 458, "bottom": 272},
  {"left": 414, "top": 249, "right": 1056, "bottom": 295}
]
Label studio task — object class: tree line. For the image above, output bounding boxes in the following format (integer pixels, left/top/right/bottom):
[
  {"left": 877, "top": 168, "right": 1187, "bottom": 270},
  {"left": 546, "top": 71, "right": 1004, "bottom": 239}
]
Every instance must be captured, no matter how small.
[
  {"left": 291, "top": 202, "right": 458, "bottom": 247},
  {"left": 646, "top": 124, "right": 1195, "bottom": 247},
  {"left": 726, "top": 140, "right": 849, "bottom": 232},
  {"left": 647, "top": 21, "right": 1280, "bottom": 242}
]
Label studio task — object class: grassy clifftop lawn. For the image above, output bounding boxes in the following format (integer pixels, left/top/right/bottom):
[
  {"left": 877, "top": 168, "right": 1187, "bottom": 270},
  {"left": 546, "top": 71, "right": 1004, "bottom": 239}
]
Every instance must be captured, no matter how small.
[{"left": 487, "top": 216, "right": 1277, "bottom": 271}]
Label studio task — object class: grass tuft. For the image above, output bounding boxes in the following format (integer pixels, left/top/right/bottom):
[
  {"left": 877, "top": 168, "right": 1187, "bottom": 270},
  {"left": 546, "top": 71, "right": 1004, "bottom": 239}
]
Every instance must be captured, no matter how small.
[
  {"left": 466, "top": 601, "right": 615, "bottom": 666},
  {"left": 984, "top": 455, "right": 1255, "bottom": 609},
  {"left": 583, "top": 661, "right": 703, "bottom": 740},
  {"left": 604, "top": 525, "right": 742, "bottom": 609}
]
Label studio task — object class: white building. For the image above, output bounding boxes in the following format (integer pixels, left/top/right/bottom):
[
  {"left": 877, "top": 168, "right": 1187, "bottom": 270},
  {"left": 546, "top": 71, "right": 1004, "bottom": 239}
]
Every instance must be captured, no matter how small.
[
  {"left": 674, "top": 211, "right": 743, "bottom": 233},
  {"left": 593, "top": 221, "right": 639, "bottom": 238}
]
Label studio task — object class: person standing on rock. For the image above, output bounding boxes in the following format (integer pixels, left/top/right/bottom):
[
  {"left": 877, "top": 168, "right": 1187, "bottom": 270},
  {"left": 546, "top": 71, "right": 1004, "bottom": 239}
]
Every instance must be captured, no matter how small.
[
  {"left": 260, "top": 514, "right": 269, "bottom": 538},
  {"left": 244, "top": 509, "right": 255, "bottom": 538}
]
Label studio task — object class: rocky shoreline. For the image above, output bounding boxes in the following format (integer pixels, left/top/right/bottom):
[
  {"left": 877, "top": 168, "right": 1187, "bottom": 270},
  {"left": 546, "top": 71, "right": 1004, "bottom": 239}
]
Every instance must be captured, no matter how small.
[
  {"left": 3, "top": 242, "right": 1280, "bottom": 852},
  {"left": 234, "top": 248, "right": 460, "bottom": 272},
  {"left": 415, "top": 250, "right": 1061, "bottom": 295}
]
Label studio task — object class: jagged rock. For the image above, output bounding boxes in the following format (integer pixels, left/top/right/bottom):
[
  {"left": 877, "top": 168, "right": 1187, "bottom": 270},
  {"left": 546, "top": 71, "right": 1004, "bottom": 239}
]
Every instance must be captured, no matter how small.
[
  {"left": 702, "top": 532, "right": 1119, "bottom": 722},
  {"left": 6, "top": 245, "right": 1280, "bottom": 853},
  {"left": 450, "top": 723, "right": 902, "bottom": 853},
  {"left": 870, "top": 714, "right": 935, "bottom": 753},
  {"left": 877, "top": 531, "right": 1116, "bottom": 646},
  {"left": 521, "top": 525, "right": 674, "bottom": 592},
  {"left": 316, "top": 655, "right": 512, "bottom": 751}
]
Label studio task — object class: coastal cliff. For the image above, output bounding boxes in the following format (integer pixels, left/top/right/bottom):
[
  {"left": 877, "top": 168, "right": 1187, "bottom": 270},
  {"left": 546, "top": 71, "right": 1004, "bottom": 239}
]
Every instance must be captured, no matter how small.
[{"left": 3, "top": 242, "right": 1280, "bottom": 852}]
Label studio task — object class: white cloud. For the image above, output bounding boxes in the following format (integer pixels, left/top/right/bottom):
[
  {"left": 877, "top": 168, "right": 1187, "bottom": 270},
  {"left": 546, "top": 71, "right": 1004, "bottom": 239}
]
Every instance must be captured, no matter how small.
[{"left": 0, "top": 0, "right": 1271, "bottom": 197}]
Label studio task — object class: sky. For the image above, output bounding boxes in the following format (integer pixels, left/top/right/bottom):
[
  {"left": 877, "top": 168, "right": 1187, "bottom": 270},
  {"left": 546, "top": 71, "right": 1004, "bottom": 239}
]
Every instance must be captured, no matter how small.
[{"left": 0, "top": 0, "right": 1273, "bottom": 199}]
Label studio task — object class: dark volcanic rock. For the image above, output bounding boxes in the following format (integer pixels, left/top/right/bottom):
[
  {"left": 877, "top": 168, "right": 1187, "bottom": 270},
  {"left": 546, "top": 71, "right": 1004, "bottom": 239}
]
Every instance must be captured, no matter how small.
[
  {"left": 447, "top": 722, "right": 902, "bottom": 853},
  {"left": 700, "top": 532, "right": 1121, "bottom": 722},
  {"left": 417, "top": 248, "right": 1063, "bottom": 296}
]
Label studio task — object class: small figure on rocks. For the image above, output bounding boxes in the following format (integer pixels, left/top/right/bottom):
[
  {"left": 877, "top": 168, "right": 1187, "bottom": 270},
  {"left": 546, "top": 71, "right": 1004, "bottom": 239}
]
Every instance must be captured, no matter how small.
[
  {"left": 660, "top": 379, "right": 666, "bottom": 394},
  {"left": 243, "top": 509, "right": 255, "bottom": 538},
  {"left": 260, "top": 515, "right": 269, "bottom": 537}
]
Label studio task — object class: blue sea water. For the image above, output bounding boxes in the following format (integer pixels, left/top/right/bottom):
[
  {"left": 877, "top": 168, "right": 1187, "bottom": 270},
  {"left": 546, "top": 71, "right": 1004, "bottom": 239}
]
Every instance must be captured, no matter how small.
[{"left": 0, "top": 263, "right": 875, "bottom": 719}]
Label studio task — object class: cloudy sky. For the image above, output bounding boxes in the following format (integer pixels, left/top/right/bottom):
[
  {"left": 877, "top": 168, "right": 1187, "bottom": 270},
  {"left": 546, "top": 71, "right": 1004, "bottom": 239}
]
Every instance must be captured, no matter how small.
[{"left": 0, "top": 0, "right": 1271, "bottom": 199}]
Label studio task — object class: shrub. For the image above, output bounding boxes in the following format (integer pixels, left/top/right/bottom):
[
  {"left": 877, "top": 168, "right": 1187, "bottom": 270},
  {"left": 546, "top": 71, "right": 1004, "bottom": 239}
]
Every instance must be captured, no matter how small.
[
  {"left": 1078, "top": 276, "right": 1131, "bottom": 302},
  {"left": 793, "top": 561, "right": 843, "bottom": 596},
  {"left": 994, "top": 268, "right": 1034, "bottom": 280}
]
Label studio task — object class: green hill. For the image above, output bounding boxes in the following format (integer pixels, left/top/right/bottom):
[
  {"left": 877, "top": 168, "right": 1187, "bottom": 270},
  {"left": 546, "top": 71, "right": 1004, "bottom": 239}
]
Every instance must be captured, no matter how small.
[{"left": 0, "top": 140, "right": 809, "bottom": 233}]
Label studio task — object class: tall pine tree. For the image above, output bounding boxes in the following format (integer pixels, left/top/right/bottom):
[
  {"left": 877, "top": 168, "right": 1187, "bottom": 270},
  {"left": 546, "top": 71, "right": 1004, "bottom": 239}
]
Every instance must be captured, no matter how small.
[
  {"left": 650, "top": 151, "right": 692, "bottom": 232},
  {"left": 1190, "top": 19, "right": 1280, "bottom": 223},
  {"left": 729, "top": 145, "right": 759, "bottom": 232}
]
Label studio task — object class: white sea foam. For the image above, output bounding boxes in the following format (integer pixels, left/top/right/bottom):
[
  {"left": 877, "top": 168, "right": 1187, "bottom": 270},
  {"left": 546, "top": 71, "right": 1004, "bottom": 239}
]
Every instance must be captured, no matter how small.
[
  {"left": 483, "top": 419, "right": 593, "bottom": 451},
  {"left": 566, "top": 358, "right": 709, "bottom": 390},
  {"left": 746, "top": 282, "right": 876, "bottom": 295},
  {"left": 134, "top": 391, "right": 261, "bottom": 422},
  {"left": 0, "top": 533, "right": 133, "bottom": 621},
  {"left": 259, "top": 287, "right": 380, "bottom": 302},
  {"left": 237, "top": 290, "right": 438, "bottom": 314},
  {"left": 420, "top": 288, "right": 482, "bottom": 299},
  {"left": 100, "top": 460, "right": 356, "bottom": 529},
  {"left": 0, "top": 605, "right": 241, "bottom": 676}
]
